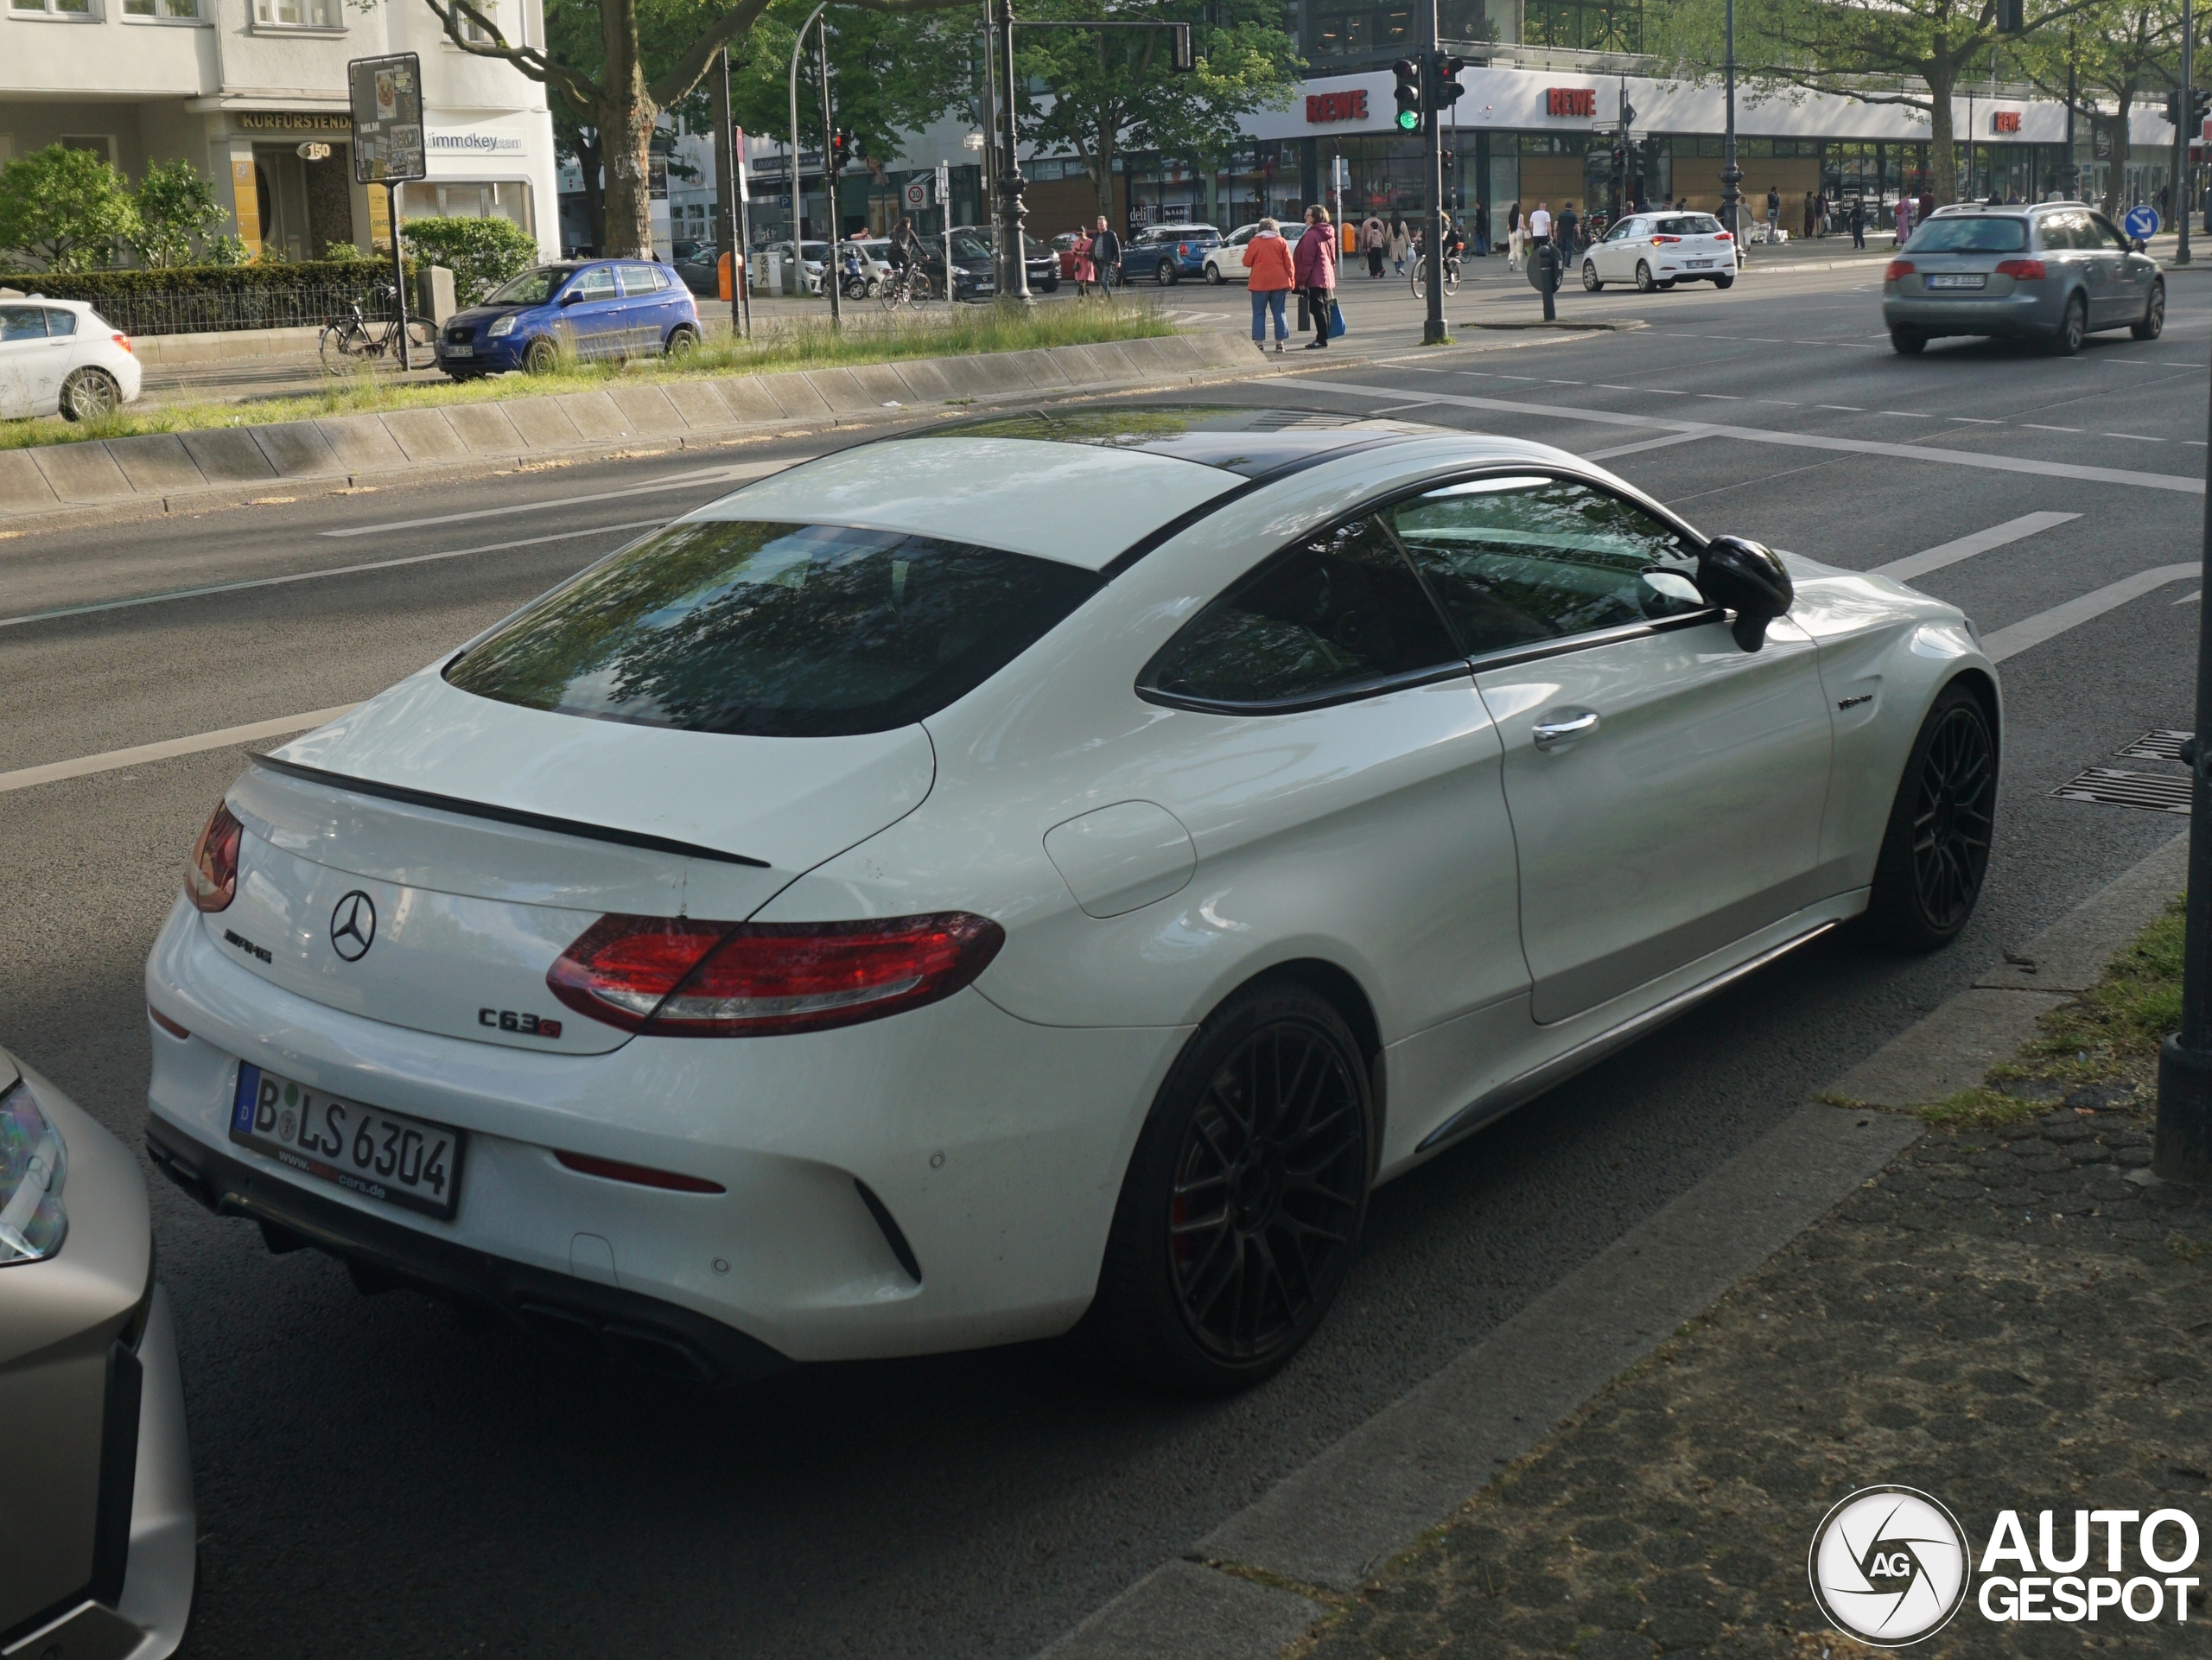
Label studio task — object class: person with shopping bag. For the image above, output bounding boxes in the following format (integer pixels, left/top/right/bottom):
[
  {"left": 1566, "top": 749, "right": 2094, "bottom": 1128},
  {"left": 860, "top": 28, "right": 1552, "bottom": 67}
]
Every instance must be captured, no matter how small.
[
  {"left": 1294, "top": 206, "right": 1338, "bottom": 351},
  {"left": 1506, "top": 200, "right": 1524, "bottom": 271},
  {"left": 1243, "top": 217, "right": 1296, "bottom": 353}
]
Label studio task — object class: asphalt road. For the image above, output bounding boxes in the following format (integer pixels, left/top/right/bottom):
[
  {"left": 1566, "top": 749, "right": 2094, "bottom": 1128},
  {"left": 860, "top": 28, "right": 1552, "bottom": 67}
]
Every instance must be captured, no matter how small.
[{"left": 3, "top": 260, "right": 2203, "bottom": 1659}]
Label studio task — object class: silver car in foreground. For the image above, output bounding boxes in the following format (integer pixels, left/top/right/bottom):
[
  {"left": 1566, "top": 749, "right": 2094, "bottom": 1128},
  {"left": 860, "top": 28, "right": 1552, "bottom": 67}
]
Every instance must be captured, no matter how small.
[
  {"left": 1883, "top": 200, "right": 2164, "bottom": 355},
  {"left": 1, "top": 1046, "right": 194, "bottom": 1659}
]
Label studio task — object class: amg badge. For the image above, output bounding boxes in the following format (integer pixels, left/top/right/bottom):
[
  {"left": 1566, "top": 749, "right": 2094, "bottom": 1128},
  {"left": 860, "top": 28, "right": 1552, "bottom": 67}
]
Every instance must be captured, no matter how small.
[{"left": 480, "top": 1008, "right": 563, "bottom": 1040}]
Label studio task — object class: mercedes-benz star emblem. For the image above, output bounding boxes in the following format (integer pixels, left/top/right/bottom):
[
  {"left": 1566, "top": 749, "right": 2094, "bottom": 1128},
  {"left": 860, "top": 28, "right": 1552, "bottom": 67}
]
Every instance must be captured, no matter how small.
[{"left": 329, "top": 891, "right": 377, "bottom": 962}]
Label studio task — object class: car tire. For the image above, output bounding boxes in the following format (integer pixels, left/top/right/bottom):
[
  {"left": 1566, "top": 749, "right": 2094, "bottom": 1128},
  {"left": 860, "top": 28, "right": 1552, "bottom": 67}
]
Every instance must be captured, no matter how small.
[
  {"left": 664, "top": 323, "right": 698, "bottom": 359},
  {"left": 1205, "top": 263, "right": 1224, "bottom": 285},
  {"left": 2132, "top": 279, "right": 2166, "bottom": 340},
  {"left": 1890, "top": 327, "right": 1926, "bottom": 354},
  {"left": 1658, "top": 277, "right": 1677, "bottom": 289},
  {"left": 1158, "top": 264, "right": 1178, "bottom": 286},
  {"left": 58, "top": 366, "right": 119, "bottom": 422},
  {"left": 1634, "top": 260, "right": 1656, "bottom": 293},
  {"left": 1582, "top": 260, "right": 1603, "bottom": 291},
  {"left": 1079, "top": 980, "right": 1373, "bottom": 1395},
  {"left": 1713, "top": 271, "right": 1735, "bottom": 289},
  {"left": 1040, "top": 277, "right": 1060, "bottom": 293},
  {"left": 2049, "top": 292, "right": 2087, "bottom": 356},
  {"left": 522, "top": 337, "right": 560, "bottom": 376},
  {"left": 1864, "top": 681, "right": 1996, "bottom": 953}
]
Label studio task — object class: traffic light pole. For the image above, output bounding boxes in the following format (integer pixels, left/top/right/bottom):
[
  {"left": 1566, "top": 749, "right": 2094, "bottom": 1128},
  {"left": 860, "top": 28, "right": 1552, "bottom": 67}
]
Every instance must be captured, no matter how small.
[
  {"left": 816, "top": 12, "right": 841, "bottom": 325},
  {"left": 1423, "top": 0, "right": 1446, "bottom": 343},
  {"left": 1721, "top": 0, "right": 1742, "bottom": 252},
  {"left": 2178, "top": 0, "right": 2194, "bottom": 265}
]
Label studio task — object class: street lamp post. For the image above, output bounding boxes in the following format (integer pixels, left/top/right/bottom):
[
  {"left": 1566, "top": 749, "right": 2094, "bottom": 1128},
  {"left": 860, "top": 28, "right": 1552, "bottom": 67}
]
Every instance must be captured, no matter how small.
[
  {"left": 999, "top": 0, "right": 1031, "bottom": 299},
  {"left": 1721, "top": 0, "right": 1742, "bottom": 251},
  {"left": 2177, "top": 0, "right": 2193, "bottom": 264}
]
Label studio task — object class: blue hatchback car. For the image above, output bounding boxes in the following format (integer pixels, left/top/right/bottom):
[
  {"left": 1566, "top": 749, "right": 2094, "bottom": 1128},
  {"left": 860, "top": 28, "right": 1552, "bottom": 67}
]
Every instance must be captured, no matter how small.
[
  {"left": 437, "top": 258, "right": 701, "bottom": 378},
  {"left": 1117, "top": 224, "right": 1221, "bottom": 286}
]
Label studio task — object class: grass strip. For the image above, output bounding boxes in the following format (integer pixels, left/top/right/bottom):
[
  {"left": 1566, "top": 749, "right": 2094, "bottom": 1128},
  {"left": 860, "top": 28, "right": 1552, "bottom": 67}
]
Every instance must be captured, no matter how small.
[{"left": 3, "top": 302, "right": 1179, "bottom": 453}]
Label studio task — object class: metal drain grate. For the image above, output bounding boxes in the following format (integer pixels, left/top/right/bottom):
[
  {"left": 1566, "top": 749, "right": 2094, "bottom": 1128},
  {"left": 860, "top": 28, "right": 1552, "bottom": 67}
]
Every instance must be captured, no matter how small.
[
  {"left": 2052, "top": 767, "right": 2192, "bottom": 814},
  {"left": 2116, "top": 729, "right": 2193, "bottom": 762}
]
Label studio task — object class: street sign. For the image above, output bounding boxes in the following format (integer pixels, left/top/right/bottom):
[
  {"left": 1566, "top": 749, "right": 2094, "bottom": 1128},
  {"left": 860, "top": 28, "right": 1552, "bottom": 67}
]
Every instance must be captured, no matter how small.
[
  {"left": 2125, "top": 203, "right": 2162, "bottom": 239},
  {"left": 905, "top": 178, "right": 930, "bottom": 210},
  {"left": 936, "top": 161, "right": 950, "bottom": 200},
  {"left": 346, "top": 53, "right": 425, "bottom": 184}
]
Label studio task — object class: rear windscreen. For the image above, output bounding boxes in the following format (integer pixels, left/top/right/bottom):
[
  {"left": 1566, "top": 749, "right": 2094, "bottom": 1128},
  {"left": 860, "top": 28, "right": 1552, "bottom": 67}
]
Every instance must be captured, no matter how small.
[
  {"left": 444, "top": 520, "right": 1103, "bottom": 737},
  {"left": 1906, "top": 217, "right": 2028, "bottom": 253},
  {"left": 1656, "top": 216, "right": 1723, "bottom": 235}
]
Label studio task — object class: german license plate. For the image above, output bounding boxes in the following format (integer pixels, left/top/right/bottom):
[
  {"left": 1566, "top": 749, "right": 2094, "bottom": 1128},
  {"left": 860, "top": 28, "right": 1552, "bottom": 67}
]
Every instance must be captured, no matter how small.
[
  {"left": 1927, "top": 273, "right": 1986, "bottom": 289},
  {"left": 230, "top": 1062, "right": 463, "bottom": 1220},
  {"left": 443, "top": 343, "right": 474, "bottom": 358},
  {"left": 1687, "top": 258, "right": 1713, "bottom": 268}
]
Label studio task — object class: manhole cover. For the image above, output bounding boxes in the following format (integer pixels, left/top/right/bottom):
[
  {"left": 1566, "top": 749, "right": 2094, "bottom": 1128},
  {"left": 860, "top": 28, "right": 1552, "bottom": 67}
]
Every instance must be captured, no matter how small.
[
  {"left": 2116, "top": 729, "right": 2192, "bottom": 761},
  {"left": 2051, "top": 767, "right": 2192, "bottom": 814}
]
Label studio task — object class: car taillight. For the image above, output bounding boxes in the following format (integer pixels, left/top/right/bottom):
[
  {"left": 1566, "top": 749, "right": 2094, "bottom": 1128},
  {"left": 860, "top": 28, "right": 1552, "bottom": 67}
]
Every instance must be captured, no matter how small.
[
  {"left": 1178, "top": 242, "right": 1191, "bottom": 257},
  {"left": 187, "top": 801, "right": 242, "bottom": 913},
  {"left": 548, "top": 912, "right": 1004, "bottom": 1037},
  {"left": 1652, "top": 234, "right": 1680, "bottom": 244},
  {"left": 1714, "top": 230, "right": 1732, "bottom": 241},
  {"left": 111, "top": 332, "right": 132, "bottom": 354},
  {"left": 1885, "top": 259, "right": 1915, "bottom": 280},
  {"left": 1995, "top": 258, "right": 2047, "bottom": 280}
]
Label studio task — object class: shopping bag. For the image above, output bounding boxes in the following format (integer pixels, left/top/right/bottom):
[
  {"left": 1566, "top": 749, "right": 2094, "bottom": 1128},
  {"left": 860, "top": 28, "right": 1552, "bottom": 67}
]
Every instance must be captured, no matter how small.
[
  {"left": 1296, "top": 293, "right": 1310, "bottom": 330},
  {"left": 1328, "top": 298, "right": 1347, "bottom": 339}
]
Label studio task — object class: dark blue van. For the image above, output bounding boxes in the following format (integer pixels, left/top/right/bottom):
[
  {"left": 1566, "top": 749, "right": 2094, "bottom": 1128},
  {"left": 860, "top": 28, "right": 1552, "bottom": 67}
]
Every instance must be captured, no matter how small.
[{"left": 437, "top": 259, "right": 701, "bottom": 378}]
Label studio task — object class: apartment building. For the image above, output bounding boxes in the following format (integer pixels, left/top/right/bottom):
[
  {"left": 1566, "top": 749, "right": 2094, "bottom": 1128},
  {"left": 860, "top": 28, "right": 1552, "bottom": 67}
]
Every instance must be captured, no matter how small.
[{"left": 0, "top": 0, "right": 556, "bottom": 260}]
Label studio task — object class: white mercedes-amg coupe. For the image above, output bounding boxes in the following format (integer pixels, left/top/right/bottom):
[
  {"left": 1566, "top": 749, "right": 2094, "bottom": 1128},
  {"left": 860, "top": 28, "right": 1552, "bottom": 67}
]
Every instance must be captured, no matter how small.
[{"left": 143, "top": 406, "right": 1999, "bottom": 1394}]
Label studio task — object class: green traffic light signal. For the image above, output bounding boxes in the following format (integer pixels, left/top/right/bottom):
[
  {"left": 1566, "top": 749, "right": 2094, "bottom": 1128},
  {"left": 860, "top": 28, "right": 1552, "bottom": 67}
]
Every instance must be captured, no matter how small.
[{"left": 1396, "top": 109, "right": 1420, "bottom": 130}]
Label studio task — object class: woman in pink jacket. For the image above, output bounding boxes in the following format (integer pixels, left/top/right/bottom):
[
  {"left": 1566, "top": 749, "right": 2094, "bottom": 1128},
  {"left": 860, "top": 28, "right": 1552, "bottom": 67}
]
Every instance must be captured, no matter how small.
[{"left": 1293, "top": 206, "right": 1338, "bottom": 351}]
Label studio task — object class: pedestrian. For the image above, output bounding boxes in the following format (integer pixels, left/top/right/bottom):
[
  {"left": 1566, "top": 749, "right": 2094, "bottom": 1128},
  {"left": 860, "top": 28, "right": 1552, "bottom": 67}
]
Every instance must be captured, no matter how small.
[
  {"left": 1294, "top": 204, "right": 1338, "bottom": 350},
  {"left": 1803, "top": 190, "right": 1816, "bottom": 238},
  {"left": 1244, "top": 215, "right": 1296, "bottom": 354},
  {"left": 1917, "top": 190, "right": 1936, "bottom": 227},
  {"left": 1507, "top": 200, "right": 1523, "bottom": 270},
  {"left": 1765, "top": 184, "right": 1780, "bottom": 241},
  {"left": 1472, "top": 203, "right": 1489, "bottom": 256},
  {"left": 1389, "top": 213, "right": 1410, "bottom": 273},
  {"left": 1090, "top": 215, "right": 1122, "bottom": 298},
  {"left": 1528, "top": 200, "right": 1552, "bottom": 248},
  {"left": 1849, "top": 194, "right": 1866, "bottom": 250},
  {"left": 1362, "top": 213, "right": 1387, "bottom": 278},
  {"left": 1071, "top": 226, "right": 1096, "bottom": 297},
  {"left": 1557, "top": 200, "right": 1580, "bottom": 255},
  {"left": 1893, "top": 194, "right": 1914, "bottom": 246}
]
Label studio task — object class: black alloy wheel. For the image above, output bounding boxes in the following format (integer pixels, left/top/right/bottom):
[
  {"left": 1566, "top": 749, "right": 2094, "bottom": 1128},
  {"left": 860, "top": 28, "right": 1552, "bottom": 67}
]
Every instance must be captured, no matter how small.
[
  {"left": 1866, "top": 684, "right": 1995, "bottom": 951},
  {"left": 1082, "top": 983, "right": 1372, "bottom": 1393}
]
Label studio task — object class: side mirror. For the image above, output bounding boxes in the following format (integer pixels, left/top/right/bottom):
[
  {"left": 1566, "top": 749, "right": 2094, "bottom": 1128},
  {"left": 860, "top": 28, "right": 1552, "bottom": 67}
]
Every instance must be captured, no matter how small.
[
  {"left": 1697, "top": 536, "right": 1794, "bottom": 652},
  {"left": 2132, "top": 237, "right": 2149, "bottom": 253},
  {"left": 558, "top": 289, "right": 583, "bottom": 305}
]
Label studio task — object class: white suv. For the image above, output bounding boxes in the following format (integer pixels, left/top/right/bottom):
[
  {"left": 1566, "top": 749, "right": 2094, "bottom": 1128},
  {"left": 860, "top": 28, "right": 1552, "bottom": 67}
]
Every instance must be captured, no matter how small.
[{"left": 0, "top": 296, "right": 142, "bottom": 420}]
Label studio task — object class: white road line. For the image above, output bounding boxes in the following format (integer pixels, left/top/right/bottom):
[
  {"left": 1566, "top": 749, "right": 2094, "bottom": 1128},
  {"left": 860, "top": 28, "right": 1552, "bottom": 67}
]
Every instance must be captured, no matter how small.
[
  {"left": 1818, "top": 404, "right": 1865, "bottom": 410},
  {"left": 1289, "top": 378, "right": 2207, "bottom": 494},
  {"left": 1879, "top": 410, "right": 1931, "bottom": 418},
  {"left": 0, "top": 705, "right": 358, "bottom": 795},
  {"left": 1947, "top": 417, "right": 2004, "bottom": 424},
  {"left": 321, "top": 458, "right": 793, "bottom": 538},
  {"left": 1871, "top": 512, "right": 2079, "bottom": 582},
  {"left": 1697, "top": 393, "right": 1745, "bottom": 400},
  {"left": 1582, "top": 431, "right": 1712, "bottom": 461},
  {"left": 0, "top": 518, "right": 668, "bottom": 631},
  {"left": 2176, "top": 592, "right": 2202, "bottom": 605},
  {"left": 2023, "top": 423, "right": 2083, "bottom": 433},
  {"left": 1982, "top": 563, "right": 2200, "bottom": 663},
  {"left": 2104, "top": 433, "right": 2164, "bottom": 442}
]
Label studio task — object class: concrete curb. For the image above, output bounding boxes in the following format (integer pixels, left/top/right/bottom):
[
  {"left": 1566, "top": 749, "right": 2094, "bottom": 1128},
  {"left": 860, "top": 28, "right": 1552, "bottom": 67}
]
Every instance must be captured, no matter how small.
[
  {"left": 1036, "top": 833, "right": 2190, "bottom": 1659},
  {"left": 1461, "top": 319, "right": 1647, "bottom": 332},
  {"left": 0, "top": 332, "right": 1273, "bottom": 531}
]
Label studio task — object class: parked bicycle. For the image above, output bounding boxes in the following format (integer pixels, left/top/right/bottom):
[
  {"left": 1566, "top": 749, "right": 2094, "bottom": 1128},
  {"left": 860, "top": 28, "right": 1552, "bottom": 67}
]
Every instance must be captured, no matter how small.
[
  {"left": 1408, "top": 251, "right": 1462, "bottom": 299},
  {"left": 319, "top": 286, "right": 437, "bottom": 374}
]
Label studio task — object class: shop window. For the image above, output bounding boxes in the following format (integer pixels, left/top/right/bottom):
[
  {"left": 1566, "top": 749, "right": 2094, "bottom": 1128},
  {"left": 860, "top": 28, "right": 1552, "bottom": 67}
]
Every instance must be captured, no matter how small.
[
  {"left": 1312, "top": 9, "right": 1369, "bottom": 55},
  {"left": 253, "top": 0, "right": 338, "bottom": 25}
]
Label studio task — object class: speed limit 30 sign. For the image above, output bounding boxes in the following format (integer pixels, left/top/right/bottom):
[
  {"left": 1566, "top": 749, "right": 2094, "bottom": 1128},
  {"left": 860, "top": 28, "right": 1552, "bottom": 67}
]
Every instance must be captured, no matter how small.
[{"left": 904, "top": 178, "right": 930, "bottom": 209}]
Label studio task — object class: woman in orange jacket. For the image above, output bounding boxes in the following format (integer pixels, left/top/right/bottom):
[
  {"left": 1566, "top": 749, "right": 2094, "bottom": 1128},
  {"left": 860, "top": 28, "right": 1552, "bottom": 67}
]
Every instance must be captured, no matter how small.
[{"left": 1243, "top": 217, "right": 1297, "bottom": 353}]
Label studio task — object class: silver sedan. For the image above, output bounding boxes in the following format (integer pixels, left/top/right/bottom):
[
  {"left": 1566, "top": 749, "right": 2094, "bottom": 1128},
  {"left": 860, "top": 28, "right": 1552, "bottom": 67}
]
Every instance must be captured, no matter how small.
[{"left": 1883, "top": 201, "right": 2164, "bottom": 355}]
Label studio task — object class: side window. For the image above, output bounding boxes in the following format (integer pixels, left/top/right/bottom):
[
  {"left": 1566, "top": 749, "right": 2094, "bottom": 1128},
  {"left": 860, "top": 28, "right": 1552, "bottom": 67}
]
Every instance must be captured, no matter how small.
[
  {"left": 1385, "top": 475, "right": 1705, "bottom": 659},
  {"left": 41, "top": 308, "right": 75, "bottom": 337},
  {"left": 570, "top": 265, "right": 618, "bottom": 302},
  {"left": 0, "top": 307, "right": 47, "bottom": 341},
  {"left": 1143, "top": 516, "right": 1461, "bottom": 709},
  {"left": 2090, "top": 213, "right": 2133, "bottom": 251},
  {"left": 615, "top": 261, "right": 659, "bottom": 296}
]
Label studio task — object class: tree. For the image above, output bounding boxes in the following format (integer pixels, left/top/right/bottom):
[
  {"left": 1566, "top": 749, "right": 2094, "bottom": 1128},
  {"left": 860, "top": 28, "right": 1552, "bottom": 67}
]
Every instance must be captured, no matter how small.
[
  {"left": 1658, "top": 0, "right": 2103, "bottom": 204},
  {"left": 0, "top": 145, "right": 139, "bottom": 271},
  {"left": 2010, "top": 0, "right": 2190, "bottom": 215},
  {"left": 131, "top": 159, "right": 226, "bottom": 269},
  {"left": 403, "top": 214, "right": 543, "bottom": 301},
  {"left": 422, "top": 0, "right": 967, "bottom": 258},
  {"left": 1011, "top": 0, "right": 1300, "bottom": 222}
]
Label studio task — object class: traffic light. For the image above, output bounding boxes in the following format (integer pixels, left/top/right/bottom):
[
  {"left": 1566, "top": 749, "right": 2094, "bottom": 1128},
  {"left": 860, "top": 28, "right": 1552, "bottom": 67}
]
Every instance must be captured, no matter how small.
[
  {"left": 1995, "top": 0, "right": 2023, "bottom": 31},
  {"left": 1169, "top": 22, "right": 1195, "bottom": 71},
  {"left": 1430, "top": 54, "right": 1466, "bottom": 112},
  {"left": 828, "top": 129, "right": 853, "bottom": 176},
  {"left": 1392, "top": 59, "right": 1422, "bottom": 131}
]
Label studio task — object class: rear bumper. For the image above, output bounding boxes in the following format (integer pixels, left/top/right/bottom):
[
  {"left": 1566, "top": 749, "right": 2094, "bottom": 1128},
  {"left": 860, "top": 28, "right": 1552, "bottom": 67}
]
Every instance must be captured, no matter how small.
[
  {"left": 1883, "top": 290, "right": 2062, "bottom": 335},
  {"left": 145, "top": 1125, "right": 790, "bottom": 1387}
]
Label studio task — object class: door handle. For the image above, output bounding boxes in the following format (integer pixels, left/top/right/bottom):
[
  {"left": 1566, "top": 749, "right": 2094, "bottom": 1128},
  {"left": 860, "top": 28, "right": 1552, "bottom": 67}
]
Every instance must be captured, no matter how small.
[{"left": 1531, "top": 710, "right": 1599, "bottom": 750}]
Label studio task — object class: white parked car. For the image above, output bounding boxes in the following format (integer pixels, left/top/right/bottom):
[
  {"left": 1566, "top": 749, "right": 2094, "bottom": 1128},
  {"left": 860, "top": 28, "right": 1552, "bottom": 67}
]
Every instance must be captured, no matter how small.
[
  {"left": 1582, "top": 212, "right": 1738, "bottom": 292},
  {"left": 1203, "top": 223, "right": 1262, "bottom": 283},
  {"left": 141, "top": 407, "right": 1998, "bottom": 1394},
  {"left": 0, "top": 298, "right": 141, "bottom": 420}
]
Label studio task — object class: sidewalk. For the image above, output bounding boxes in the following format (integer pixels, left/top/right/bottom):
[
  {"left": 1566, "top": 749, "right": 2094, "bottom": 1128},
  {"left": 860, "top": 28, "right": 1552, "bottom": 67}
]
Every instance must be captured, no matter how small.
[{"left": 1291, "top": 848, "right": 2209, "bottom": 1658}]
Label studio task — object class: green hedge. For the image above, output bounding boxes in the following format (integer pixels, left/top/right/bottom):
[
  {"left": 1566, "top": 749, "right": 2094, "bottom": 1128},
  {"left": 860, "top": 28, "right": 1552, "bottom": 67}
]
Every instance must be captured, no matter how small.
[{"left": 19, "top": 258, "right": 415, "bottom": 302}]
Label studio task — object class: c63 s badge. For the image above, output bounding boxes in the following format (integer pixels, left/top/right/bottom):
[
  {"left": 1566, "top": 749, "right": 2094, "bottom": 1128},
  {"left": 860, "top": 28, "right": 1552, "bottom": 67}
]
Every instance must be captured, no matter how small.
[{"left": 481, "top": 1008, "right": 563, "bottom": 1039}]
